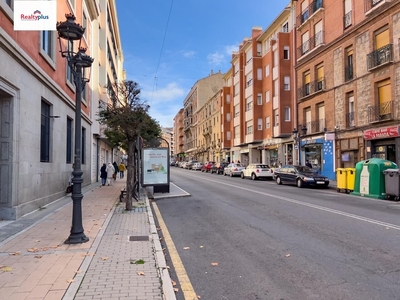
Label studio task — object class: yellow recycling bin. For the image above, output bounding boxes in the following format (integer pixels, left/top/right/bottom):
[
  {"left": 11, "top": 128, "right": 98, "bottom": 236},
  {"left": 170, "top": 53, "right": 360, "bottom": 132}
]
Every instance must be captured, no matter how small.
[
  {"left": 336, "top": 168, "right": 347, "bottom": 193},
  {"left": 345, "top": 168, "right": 356, "bottom": 193}
]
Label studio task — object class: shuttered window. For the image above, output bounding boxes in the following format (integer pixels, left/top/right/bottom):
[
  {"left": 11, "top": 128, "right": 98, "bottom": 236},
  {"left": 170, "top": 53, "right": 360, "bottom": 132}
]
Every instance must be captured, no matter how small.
[{"left": 375, "top": 29, "right": 389, "bottom": 49}]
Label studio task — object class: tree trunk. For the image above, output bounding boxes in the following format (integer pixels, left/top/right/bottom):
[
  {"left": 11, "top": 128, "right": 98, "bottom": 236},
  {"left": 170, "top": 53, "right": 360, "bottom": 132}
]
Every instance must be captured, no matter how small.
[{"left": 125, "top": 140, "right": 136, "bottom": 210}]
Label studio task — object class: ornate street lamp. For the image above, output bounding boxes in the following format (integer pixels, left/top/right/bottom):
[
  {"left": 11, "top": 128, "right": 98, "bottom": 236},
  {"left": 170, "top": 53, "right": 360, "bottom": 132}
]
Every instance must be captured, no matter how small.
[{"left": 57, "top": 13, "right": 94, "bottom": 244}]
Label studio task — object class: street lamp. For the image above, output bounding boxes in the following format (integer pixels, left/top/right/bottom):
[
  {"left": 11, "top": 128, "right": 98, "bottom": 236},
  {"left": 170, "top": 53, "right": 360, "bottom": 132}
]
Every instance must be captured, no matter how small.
[
  {"left": 57, "top": 13, "right": 94, "bottom": 244},
  {"left": 292, "top": 125, "right": 308, "bottom": 165}
]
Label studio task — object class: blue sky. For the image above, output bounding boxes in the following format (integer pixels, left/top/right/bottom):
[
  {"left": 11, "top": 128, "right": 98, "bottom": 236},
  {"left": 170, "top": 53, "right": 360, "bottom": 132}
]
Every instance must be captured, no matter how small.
[{"left": 116, "top": 1, "right": 288, "bottom": 128}]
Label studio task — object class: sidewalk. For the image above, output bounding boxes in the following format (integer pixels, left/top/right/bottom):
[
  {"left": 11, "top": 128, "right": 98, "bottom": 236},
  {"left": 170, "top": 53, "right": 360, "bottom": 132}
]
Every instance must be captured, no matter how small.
[{"left": 0, "top": 179, "right": 175, "bottom": 300}]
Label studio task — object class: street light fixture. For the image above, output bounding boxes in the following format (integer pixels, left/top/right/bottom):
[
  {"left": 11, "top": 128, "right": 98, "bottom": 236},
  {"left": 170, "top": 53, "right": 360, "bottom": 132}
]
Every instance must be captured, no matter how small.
[{"left": 57, "top": 13, "right": 94, "bottom": 244}]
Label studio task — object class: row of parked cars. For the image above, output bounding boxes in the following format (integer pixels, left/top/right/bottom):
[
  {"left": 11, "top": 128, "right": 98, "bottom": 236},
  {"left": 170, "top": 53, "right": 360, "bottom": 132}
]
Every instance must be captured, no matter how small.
[{"left": 173, "top": 160, "right": 330, "bottom": 188}]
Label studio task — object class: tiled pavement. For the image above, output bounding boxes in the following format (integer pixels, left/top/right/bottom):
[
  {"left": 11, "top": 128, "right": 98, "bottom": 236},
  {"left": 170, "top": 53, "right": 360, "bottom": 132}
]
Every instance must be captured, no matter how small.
[{"left": 0, "top": 179, "right": 175, "bottom": 300}]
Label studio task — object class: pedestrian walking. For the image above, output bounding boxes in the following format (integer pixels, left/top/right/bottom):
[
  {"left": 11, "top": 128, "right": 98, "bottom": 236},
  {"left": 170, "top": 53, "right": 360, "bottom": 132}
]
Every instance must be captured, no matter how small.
[
  {"left": 119, "top": 162, "right": 126, "bottom": 178},
  {"left": 106, "top": 162, "right": 115, "bottom": 186},
  {"left": 100, "top": 163, "right": 107, "bottom": 186},
  {"left": 113, "top": 162, "right": 119, "bottom": 181}
]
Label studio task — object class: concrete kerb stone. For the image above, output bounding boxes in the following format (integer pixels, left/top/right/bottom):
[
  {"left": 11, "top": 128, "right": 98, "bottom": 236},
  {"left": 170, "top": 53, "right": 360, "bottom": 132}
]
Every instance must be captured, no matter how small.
[
  {"left": 62, "top": 196, "right": 119, "bottom": 300},
  {"left": 145, "top": 193, "right": 176, "bottom": 300}
]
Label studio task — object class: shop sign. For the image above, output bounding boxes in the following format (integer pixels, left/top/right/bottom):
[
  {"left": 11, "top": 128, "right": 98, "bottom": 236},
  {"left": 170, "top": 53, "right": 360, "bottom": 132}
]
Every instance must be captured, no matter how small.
[{"left": 363, "top": 126, "right": 399, "bottom": 140}]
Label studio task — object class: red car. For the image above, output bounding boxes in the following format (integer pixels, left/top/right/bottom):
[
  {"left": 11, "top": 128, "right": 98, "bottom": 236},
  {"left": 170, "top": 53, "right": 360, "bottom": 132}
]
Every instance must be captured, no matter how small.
[{"left": 201, "top": 161, "right": 215, "bottom": 173}]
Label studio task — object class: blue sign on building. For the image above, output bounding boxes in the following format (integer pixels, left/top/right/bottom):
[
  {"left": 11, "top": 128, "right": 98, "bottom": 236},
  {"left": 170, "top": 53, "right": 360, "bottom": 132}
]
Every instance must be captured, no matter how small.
[{"left": 301, "top": 138, "right": 335, "bottom": 180}]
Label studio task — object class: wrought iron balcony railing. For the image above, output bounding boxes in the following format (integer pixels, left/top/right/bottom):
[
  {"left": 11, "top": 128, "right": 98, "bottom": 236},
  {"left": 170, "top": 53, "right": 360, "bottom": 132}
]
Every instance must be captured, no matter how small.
[
  {"left": 346, "top": 111, "right": 355, "bottom": 128},
  {"left": 298, "top": 78, "right": 325, "bottom": 99},
  {"left": 203, "top": 126, "right": 212, "bottom": 136},
  {"left": 344, "top": 11, "right": 352, "bottom": 28},
  {"left": 304, "top": 118, "right": 326, "bottom": 134},
  {"left": 364, "top": 0, "right": 389, "bottom": 13},
  {"left": 367, "top": 44, "right": 393, "bottom": 70},
  {"left": 297, "top": 31, "right": 324, "bottom": 57},
  {"left": 368, "top": 100, "right": 394, "bottom": 123},
  {"left": 297, "top": 0, "right": 323, "bottom": 26},
  {"left": 345, "top": 65, "right": 354, "bottom": 81}
]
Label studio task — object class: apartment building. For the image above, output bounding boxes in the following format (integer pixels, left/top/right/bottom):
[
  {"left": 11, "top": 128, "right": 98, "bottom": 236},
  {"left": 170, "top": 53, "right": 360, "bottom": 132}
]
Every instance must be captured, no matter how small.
[
  {"left": 0, "top": 0, "right": 98, "bottom": 219},
  {"left": 228, "top": 6, "right": 295, "bottom": 167},
  {"left": 173, "top": 108, "right": 184, "bottom": 160},
  {"left": 295, "top": 0, "right": 400, "bottom": 179},
  {"left": 90, "top": 0, "right": 125, "bottom": 182},
  {"left": 160, "top": 127, "right": 174, "bottom": 157},
  {"left": 220, "top": 70, "right": 233, "bottom": 162},
  {"left": 183, "top": 71, "right": 224, "bottom": 160}
]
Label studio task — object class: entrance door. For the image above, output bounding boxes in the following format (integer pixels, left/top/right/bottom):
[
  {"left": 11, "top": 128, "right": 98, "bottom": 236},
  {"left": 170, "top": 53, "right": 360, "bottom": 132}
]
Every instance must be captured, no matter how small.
[{"left": 0, "top": 93, "right": 12, "bottom": 208}]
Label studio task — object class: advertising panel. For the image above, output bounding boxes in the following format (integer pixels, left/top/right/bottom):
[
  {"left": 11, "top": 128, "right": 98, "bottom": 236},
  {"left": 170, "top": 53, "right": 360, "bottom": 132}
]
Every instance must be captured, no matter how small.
[{"left": 142, "top": 148, "right": 169, "bottom": 186}]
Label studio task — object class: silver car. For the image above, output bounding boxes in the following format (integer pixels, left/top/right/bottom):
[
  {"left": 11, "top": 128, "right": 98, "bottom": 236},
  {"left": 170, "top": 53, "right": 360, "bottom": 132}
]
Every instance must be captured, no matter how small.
[
  {"left": 224, "top": 163, "right": 246, "bottom": 177},
  {"left": 192, "top": 162, "right": 203, "bottom": 171}
]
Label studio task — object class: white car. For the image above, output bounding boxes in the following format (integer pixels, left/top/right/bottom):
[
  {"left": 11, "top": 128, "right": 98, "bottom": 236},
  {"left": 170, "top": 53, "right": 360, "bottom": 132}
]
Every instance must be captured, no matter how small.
[
  {"left": 241, "top": 164, "right": 274, "bottom": 180},
  {"left": 192, "top": 162, "right": 203, "bottom": 171},
  {"left": 224, "top": 163, "right": 246, "bottom": 177}
]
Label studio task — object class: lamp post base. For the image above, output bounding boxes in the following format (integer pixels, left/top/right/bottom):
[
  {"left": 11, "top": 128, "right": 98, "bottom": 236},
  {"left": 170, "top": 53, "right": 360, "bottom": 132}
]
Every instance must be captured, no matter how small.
[{"left": 64, "top": 233, "right": 89, "bottom": 244}]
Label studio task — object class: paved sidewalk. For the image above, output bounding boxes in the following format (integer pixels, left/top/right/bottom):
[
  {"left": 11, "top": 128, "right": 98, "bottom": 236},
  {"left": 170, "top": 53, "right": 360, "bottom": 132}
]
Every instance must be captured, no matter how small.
[{"left": 0, "top": 179, "right": 175, "bottom": 300}]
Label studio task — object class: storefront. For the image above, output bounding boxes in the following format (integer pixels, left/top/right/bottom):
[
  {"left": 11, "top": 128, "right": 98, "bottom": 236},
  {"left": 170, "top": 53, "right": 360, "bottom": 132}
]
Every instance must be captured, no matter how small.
[
  {"left": 264, "top": 145, "right": 278, "bottom": 167},
  {"left": 364, "top": 126, "right": 400, "bottom": 166},
  {"left": 301, "top": 137, "right": 335, "bottom": 180}
]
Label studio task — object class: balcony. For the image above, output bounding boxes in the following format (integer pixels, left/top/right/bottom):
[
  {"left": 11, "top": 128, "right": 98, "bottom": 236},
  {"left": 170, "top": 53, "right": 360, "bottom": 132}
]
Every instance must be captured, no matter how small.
[
  {"left": 203, "top": 126, "right": 212, "bottom": 136},
  {"left": 304, "top": 119, "right": 326, "bottom": 134},
  {"left": 368, "top": 101, "right": 394, "bottom": 123},
  {"left": 344, "top": 11, "right": 352, "bottom": 29},
  {"left": 298, "top": 78, "right": 325, "bottom": 99},
  {"left": 344, "top": 65, "right": 353, "bottom": 81},
  {"left": 367, "top": 44, "right": 393, "bottom": 71},
  {"left": 297, "top": 31, "right": 324, "bottom": 58},
  {"left": 297, "top": 0, "right": 324, "bottom": 26},
  {"left": 365, "top": 0, "right": 392, "bottom": 13},
  {"left": 346, "top": 112, "right": 355, "bottom": 128}
]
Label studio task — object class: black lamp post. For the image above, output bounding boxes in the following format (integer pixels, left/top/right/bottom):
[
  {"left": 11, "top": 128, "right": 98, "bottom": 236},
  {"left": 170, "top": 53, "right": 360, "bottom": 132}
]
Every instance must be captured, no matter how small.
[
  {"left": 292, "top": 125, "right": 308, "bottom": 165},
  {"left": 57, "top": 13, "right": 93, "bottom": 244}
]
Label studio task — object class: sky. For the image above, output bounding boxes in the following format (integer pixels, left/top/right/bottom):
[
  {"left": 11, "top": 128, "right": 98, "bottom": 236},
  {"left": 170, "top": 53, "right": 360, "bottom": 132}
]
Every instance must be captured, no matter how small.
[{"left": 115, "top": 0, "right": 289, "bottom": 128}]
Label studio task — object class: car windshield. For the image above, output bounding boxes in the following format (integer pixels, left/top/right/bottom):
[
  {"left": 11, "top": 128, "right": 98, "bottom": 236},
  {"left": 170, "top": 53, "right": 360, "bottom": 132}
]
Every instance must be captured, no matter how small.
[
  {"left": 257, "top": 165, "right": 270, "bottom": 168},
  {"left": 296, "top": 166, "right": 314, "bottom": 173}
]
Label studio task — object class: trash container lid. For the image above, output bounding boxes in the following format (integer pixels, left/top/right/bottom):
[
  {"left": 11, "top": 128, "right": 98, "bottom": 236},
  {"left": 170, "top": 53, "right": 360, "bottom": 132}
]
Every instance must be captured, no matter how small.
[{"left": 382, "top": 168, "right": 400, "bottom": 174}]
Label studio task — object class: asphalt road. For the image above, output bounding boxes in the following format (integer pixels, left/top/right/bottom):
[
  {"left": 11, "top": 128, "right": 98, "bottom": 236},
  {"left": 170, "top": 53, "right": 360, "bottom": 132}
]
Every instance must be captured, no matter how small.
[{"left": 153, "top": 167, "right": 400, "bottom": 300}]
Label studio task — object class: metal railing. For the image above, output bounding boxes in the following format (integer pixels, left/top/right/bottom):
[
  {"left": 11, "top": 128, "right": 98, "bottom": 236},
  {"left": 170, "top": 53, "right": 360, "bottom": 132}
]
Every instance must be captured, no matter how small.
[
  {"left": 364, "top": 0, "right": 387, "bottom": 12},
  {"left": 367, "top": 44, "right": 393, "bottom": 70},
  {"left": 298, "top": 78, "right": 325, "bottom": 98},
  {"left": 297, "top": 31, "right": 324, "bottom": 57},
  {"left": 368, "top": 100, "right": 394, "bottom": 123},
  {"left": 297, "top": 0, "right": 323, "bottom": 25},
  {"left": 344, "top": 11, "right": 352, "bottom": 28},
  {"left": 346, "top": 111, "right": 355, "bottom": 128},
  {"left": 304, "top": 119, "right": 326, "bottom": 134},
  {"left": 345, "top": 65, "right": 353, "bottom": 81}
]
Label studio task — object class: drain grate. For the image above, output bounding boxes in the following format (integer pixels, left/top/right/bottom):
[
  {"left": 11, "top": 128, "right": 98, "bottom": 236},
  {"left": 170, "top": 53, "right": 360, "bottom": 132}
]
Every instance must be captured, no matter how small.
[{"left": 129, "top": 236, "right": 149, "bottom": 241}]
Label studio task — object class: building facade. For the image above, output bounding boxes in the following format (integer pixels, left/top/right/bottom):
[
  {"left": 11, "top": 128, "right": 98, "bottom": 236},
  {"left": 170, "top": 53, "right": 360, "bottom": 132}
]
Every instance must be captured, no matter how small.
[{"left": 173, "top": 108, "right": 184, "bottom": 160}]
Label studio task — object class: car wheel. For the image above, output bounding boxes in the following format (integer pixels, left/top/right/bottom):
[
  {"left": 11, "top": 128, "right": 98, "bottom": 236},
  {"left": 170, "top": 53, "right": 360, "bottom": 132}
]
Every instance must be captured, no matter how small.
[
  {"left": 241, "top": 173, "right": 245, "bottom": 179},
  {"left": 276, "top": 176, "right": 282, "bottom": 185},
  {"left": 251, "top": 173, "right": 257, "bottom": 180},
  {"left": 297, "top": 179, "right": 304, "bottom": 188}
]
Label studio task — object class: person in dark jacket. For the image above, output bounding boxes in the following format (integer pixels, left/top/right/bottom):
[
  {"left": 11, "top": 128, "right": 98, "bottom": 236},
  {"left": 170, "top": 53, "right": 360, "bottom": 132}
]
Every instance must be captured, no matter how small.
[
  {"left": 100, "top": 163, "right": 107, "bottom": 186},
  {"left": 113, "top": 162, "right": 119, "bottom": 180}
]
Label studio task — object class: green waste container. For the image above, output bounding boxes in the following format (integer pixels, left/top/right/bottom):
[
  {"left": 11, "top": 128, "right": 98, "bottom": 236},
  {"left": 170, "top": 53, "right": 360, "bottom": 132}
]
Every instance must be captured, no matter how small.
[
  {"left": 336, "top": 168, "right": 347, "bottom": 193},
  {"left": 345, "top": 168, "right": 356, "bottom": 193},
  {"left": 352, "top": 158, "right": 398, "bottom": 199}
]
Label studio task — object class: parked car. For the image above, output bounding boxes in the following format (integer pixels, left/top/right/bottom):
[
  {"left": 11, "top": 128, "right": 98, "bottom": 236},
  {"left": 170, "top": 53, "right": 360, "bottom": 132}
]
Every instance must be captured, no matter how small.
[
  {"left": 170, "top": 160, "right": 176, "bottom": 166},
  {"left": 224, "top": 163, "right": 246, "bottom": 177},
  {"left": 185, "top": 160, "right": 198, "bottom": 170},
  {"left": 273, "top": 165, "right": 330, "bottom": 188},
  {"left": 192, "top": 162, "right": 203, "bottom": 171},
  {"left": 241, "top": 164, "right": 274, "bottom": 180},
  {"left": 201, "top": 161, "right": 215, "bottom": 173},
  {"left": 210, "top": 162, "right": 229, "bottom": 174},
  {"left": 180, "top": 162, "right": 187, "bottom": 168}
]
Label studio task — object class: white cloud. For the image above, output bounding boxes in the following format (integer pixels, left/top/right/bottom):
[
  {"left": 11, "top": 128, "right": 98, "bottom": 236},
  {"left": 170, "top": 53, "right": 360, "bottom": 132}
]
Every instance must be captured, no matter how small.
[
  {"left": 207, "top": 52, "right": 225, "bottom": 66},
  {"left": 141, "top": 82, "right": 186, "bottom": 103},
  {"left": 225, "top": 44, "right": 238, "bottom": 55},
  {"left": 183, "top": 50, "right": 196, "bottom": 58}
]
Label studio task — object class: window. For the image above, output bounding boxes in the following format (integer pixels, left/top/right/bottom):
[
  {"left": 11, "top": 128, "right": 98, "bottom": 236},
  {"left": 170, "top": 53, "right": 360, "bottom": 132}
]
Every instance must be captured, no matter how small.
[
  {"left": 344, "top": 0, "right": 352, "bottom": 28},
  {"left": 301, "top": 0, "right": 309, "bottom": 23},
  {"left": 266, "top": 116, "right": 270, "bottom": 129},
  {"left": 347, "top": 92, "right": 355, "bottom": 127},
  {"left": 66, "top": 117, "right": 73, "bottom": 164},
  {"left": 303, "top": 71, "right": 311, "bottom": 96},
  {"left": 234, "top": 83, "right": 239, "bottom": 96},
  {"left": 285, "top": 107, "right": 291, "bottom": 121},
  {"left": 40, "top": 100, "right": 51, "bottom": 162},
  {"left": 283, "top": 46, "right": 290, "bottom": 60},
  {"left": 257, "top": 94, "right": 262, "bottom": 105},
  {"left": 316, "top": 65, "right": 324, "bottom": 90},
  {"left": 377, "top": 79, "right": 392, "bottom": 119},
  {"left": 375, "top": 28, "right": 389, "bottom": 50},
  {"left": 82, "top": 127, "right": 86, "bottom": 164},
  {"left": 265, "top": 64, "right": 270, "bottom": 77},
  {"left": 66, "top": 41, "right": 74, "bottom": 84},
  {"left": 234, "top": 126, "right": 240, "bottom": 138},
  {"left": 257, "top": 43, "right": 262, "bottom": 56},
  {"left": 274, "top": 109, "right": 279, "bottom": 126},
  {"left": 282, "top": 22, "right": 289, "bottom": 33},
  {"left": 68, "top": 0, "right": 75, "bottom": 9},
  {"left": 82, "top": 12, "right": 87, "bottom": 39},
  {"left": 265, "top": 90, "right": 270, "bottom": 103},
  {"left": 234, "top": 105, "right": 240, "bottom": 117},
  {"left": 284, "top": 76, "right": 290, "bottom": 90},
  {"left": 246, "top": 48, "right": 252, "bottom": 64},
  {"left": 246, "top": 98, "right": 253, "bottom": 111},
  {"left": 226, "top": 113, "right": 231, "bottom": 122},
  {"left": 246, "top": 74, "right": 253, "bottom": 87},
  {"left": 301, "top": 31, "right": 310, "bottom": 54},
  {"left": 226, "top": 94, "right": 231, "bottom": 104},
  {"left": 273, "top": 80, "right": 278, "bottom": 97},
  {"left": 257, "top": 68, "right": 262, "bottom": 80},
  {"left": 314, "top": 21, "right": 323, "bottom": 46},
  {"left": 258, "top": 118, "right": 262, "bottom": 130},
  {"left": 345, "top": 48, "right": 353, "bottom": 81},
  {"left": 41, "top": 31, "right": 54, "bottom": 59},
  {"left": 246, "top": 122, "right": 253, "bottom": 135},
  {"left": 5, "top": 0, "right": 13, "bottom": 9},
  {"left": 273, "top": 50, "right": 278, "bottom": 67}
]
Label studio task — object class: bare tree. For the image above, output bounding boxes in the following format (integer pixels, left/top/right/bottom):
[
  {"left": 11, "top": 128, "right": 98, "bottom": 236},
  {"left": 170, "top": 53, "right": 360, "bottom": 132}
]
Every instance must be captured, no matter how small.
[{"left": 98, "top": 80, "right": 161, "bottom": 210}]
